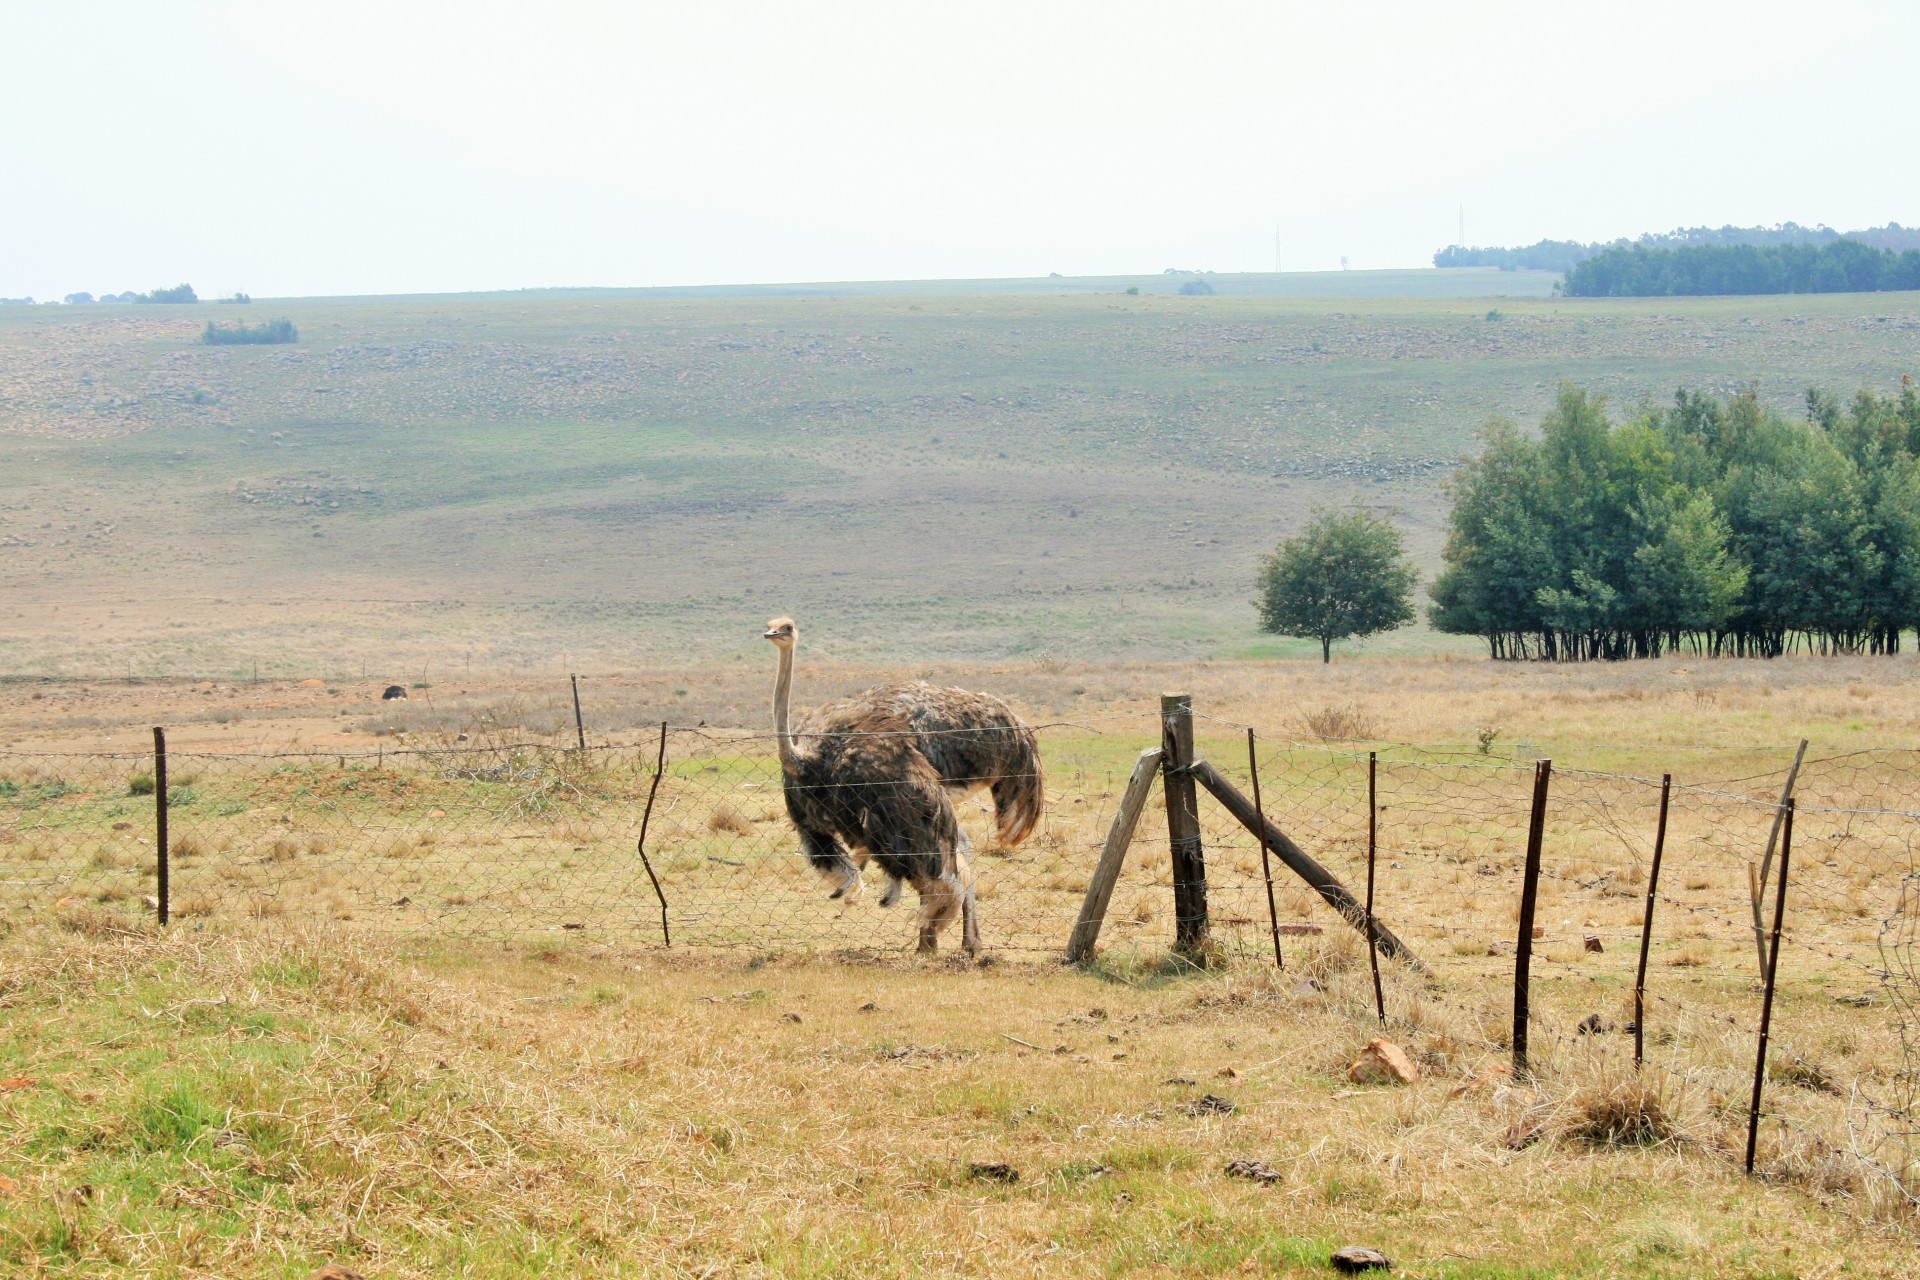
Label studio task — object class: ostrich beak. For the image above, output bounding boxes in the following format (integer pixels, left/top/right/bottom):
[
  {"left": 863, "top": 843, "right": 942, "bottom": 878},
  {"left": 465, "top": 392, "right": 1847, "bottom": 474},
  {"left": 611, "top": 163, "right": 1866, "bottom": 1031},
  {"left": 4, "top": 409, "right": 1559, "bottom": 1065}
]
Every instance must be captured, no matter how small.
[{"left": 763, "top": 628, "right": 780, "bottom": 640}]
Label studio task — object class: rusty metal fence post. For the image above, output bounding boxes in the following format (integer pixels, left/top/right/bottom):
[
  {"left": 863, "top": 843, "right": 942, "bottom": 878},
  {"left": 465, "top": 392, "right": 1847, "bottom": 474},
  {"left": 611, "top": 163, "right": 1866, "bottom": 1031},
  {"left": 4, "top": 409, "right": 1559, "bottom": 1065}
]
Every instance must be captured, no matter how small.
[
  {"left": 1247, "top": 727, "right": 1282, "bottom": 970},
  {"left": 1512, "top": 758, "right": 1552, "bottom": 1076},
  {"left": 153, "top": 725, "right": 169, "bottom": 927},
  {"left": 1367, "top": 750, "right": 1385, "bottom": 1025},
  {"left": 1633, "top": 773, "right": 1672, "bottom": 1069},
  {"left": 1746, "top": 798, "right": 1795, "bottom": 1175}
]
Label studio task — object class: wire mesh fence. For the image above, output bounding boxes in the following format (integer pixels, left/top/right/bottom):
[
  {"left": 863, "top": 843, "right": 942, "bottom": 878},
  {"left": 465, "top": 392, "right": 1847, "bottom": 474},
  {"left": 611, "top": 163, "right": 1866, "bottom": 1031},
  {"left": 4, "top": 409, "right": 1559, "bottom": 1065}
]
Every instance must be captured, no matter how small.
[{"left": 3, "top": 715, "right": 1919, "bottom": 1200}]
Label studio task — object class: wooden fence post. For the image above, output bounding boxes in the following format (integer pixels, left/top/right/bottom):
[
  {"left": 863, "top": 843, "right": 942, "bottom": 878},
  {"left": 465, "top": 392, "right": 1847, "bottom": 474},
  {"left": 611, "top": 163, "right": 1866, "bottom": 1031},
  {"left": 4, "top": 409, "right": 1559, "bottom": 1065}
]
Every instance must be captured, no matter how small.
[
  {"left": 1512, "top": 758, "right": 1552, "bottom": 1077},
  {"left": 1746, "top": 798, "right": 1795, "bottom": 1175},
  {"left": 153, "top": 725, "right": 169, "bottom": 927},
  {"left": 1188, "top": 760, "right": 1423, "bottom": 969},
  {"left": 1633, "top": 773, "right": 1672, "bottom": 1069},
  {"left": 1160, "top": 693, "right": 1210, "bottom": 959},
  {"left": 1066, "top": 747, "right": 1162, "bottom": 963}
]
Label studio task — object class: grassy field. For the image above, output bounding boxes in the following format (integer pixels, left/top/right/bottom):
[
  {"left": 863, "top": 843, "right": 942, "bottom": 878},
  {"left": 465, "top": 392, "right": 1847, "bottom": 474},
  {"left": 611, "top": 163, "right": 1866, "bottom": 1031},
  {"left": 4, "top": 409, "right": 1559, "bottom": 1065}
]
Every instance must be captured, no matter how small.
[
  {"left": 6, "top": 655, "right": 1920, "bottom": 1275},
  {"left": 3, "top": 285, "right": 1919, "bottom": 677}
]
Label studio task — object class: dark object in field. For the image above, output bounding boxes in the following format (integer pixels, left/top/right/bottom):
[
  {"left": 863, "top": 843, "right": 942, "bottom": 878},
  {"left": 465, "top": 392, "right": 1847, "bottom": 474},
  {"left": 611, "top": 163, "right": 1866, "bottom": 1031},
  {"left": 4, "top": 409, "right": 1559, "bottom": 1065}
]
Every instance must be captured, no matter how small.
[
  {"left": 1224, "top": 1158, "right": 1280, "bottom": 1184},
  {"left": 764, "top": 616, "right": 1043, "bottom": 957},
  {"left": 309, "top": 1266, "right": 365, "bottom": 1280},
  {"left": 1178, "top": 1093, "right": 1236, "bottom": 1117},
  {"left": 1577, "top": 1014, "right": 1608, "bottom": 1036},
  {"left": 1584, "top": 933, "right": 1604, "bottom": 953},
  {"left": 1503, "top": 1120, "right": 1543, "bottom": 1149},
  {"left": 1330, "top": 1245, "right": 1392, "bottom": 1273},
  {"left": 1292, "top": 978, "right": 1325, "bottom": 996},
  {"left": 966, "top": 1161, "right": 1019, "bottom": 1183},
  {"left": 381, "top": 685, "right": 407, "bottom": 700}
]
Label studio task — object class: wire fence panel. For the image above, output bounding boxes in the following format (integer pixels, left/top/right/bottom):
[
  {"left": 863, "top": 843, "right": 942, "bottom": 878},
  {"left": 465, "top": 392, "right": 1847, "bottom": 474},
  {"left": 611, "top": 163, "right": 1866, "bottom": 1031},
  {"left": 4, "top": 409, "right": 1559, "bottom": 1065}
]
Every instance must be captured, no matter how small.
[{"left": 4, "top": 725, "right": 1919, "bottom": 1199}]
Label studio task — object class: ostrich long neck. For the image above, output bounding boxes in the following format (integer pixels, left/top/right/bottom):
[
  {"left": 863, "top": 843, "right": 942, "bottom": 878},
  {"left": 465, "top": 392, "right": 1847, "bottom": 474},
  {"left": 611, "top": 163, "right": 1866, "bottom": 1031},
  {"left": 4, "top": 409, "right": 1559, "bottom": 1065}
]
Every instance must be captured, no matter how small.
[{"left": 772, "top": 642, "right": 801, "bottom": 765}]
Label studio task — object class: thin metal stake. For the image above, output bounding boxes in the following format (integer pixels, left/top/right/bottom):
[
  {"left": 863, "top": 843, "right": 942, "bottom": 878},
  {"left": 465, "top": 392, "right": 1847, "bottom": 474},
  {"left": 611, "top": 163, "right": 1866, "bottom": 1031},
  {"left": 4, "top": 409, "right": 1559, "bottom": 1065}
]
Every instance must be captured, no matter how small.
[
  {"left": 1633, "top": 774, "right": 1672, "bottom": 1069},
  {"left": 1367, "top": 750, "right": 1385, "bottom": 1025},
  {"left": 571, "top": 674, "right": 587, "bottom": 752},
  {"left": 1246, "top": 727, "right": 1282, "bottom": 970},
  {"left": 153, "top": 726, "right": 169, "bottom": 927},
  {"left": 1746, "top": 799, "right": 1795, "bottom": 1175},
  {"left": 635, "top": 720, "right": 671, "bottom": 946},
  {"left": 1512, "top": 758, "right": 1552, "bottom": 1077}
]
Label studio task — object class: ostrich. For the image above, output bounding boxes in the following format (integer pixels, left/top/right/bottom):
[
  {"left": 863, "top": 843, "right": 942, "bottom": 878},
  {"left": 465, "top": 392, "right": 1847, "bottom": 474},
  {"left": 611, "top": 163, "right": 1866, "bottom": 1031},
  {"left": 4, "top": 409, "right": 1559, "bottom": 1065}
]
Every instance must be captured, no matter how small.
[{"left": 764, "top": 617, "right": 1044, "bottom": 954}]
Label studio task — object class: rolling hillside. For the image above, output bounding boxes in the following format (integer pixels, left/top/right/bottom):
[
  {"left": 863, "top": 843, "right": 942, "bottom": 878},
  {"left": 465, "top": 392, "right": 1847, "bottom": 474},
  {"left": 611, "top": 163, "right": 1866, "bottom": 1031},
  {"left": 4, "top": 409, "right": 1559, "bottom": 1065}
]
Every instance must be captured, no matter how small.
[{"left": 2, "top": 282, "right": 1917, "bottom": 676}]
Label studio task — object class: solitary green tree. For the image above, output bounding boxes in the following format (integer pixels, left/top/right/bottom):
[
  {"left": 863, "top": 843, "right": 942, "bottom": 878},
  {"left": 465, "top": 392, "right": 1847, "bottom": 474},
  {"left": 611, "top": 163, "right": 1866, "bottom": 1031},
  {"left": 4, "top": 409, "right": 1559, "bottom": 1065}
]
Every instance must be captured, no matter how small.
[{"left": 1257, "top": 508, "right": 1418, "bottom": 662}]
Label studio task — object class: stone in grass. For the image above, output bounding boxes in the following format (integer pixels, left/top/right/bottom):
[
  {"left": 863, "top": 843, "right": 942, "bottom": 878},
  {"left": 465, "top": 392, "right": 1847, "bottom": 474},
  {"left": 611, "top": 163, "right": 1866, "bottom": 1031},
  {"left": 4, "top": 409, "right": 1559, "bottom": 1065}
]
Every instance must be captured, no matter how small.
[
  {"left": 1330, "top": 1245, "right": 1392, "bottom": 1272},
  {"left": 309, "top": 1266, "right": 366, "bottom": 1280},
  {"left": 1224, "top": 1158, "right": 1280, "bottom": 1184},
  {"left": 1178, "top": 1093, "right": 1237, "bottom": 1117},
  {"left": 967, "top": 1161, "right": 1019, "bottom": 1183},
  {"left": 1346, "top": 1038, "right": 1418, "bottom": 1086}
]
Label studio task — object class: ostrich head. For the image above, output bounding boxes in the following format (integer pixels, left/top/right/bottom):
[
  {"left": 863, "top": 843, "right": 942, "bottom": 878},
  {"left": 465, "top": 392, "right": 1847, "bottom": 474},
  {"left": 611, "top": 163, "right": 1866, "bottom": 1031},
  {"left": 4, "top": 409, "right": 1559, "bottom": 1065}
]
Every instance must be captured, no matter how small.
[{"left": 764, "top": 617, "right": 797, "bottom": 651}]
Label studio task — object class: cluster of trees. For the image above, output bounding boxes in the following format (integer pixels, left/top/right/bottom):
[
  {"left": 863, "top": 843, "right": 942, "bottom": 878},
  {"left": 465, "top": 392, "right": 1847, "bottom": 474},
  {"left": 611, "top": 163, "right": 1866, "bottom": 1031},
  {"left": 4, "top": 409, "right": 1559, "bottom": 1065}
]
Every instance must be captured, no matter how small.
[
  {"left": 1562, "top": 240, "right": 1920, "bottom": 296},
  {"left": 134, "top": 283, "right": 198, "bottom": 304},
  {"left": 202, "top": 318, "right": 296, "bottom": 345},
  {"left": 1436, "top": 223, "right": 1920, "bottom": 273},
  {"left": 1430, "top": 383, "right": 1920, "bottom": 659}
]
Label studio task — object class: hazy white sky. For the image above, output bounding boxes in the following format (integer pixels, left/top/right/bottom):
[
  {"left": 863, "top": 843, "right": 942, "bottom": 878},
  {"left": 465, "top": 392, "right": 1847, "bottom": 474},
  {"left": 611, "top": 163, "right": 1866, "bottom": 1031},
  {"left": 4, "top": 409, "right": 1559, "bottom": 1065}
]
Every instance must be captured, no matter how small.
[{"left": 5, "top": 1, "right": 1917, "bottom": 299}]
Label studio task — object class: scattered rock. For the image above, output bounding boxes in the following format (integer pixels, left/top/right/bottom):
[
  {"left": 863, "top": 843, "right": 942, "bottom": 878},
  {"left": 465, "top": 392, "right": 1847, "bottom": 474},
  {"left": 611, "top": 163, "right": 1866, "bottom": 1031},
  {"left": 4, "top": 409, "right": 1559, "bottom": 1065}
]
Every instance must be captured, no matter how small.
[
  {"left": 1331, "top": 1245, "right": 1392, "bottom": 1273},
  {"left": 1576, "top": 1014, "right": 1609, "bottom": 1036},
  {"left": 0, "top": 1173, "right": 16, "bottom": 1198},
  {"left": 966, "top": 1161, "right": 1019, "bottom": 1183},
  {"left": 1178, "top": 1093, "right": 1237, "bottom": 1117},
  {"left": 1218, "top": 1066, "right": 1240, "bottom": 1078},
  {"left": 1531, "top": 925, "right": 1546, "bottom": 940},
  {"left": 1225, "top": 1158, "right": 1280, "bottom": 1184},
  {"left": 381, "top": 685, "right": 408, "bottom": 700},
  {"left": 1486, "top": 941, "right": 1512, "bottom": 956},
  {"left": 1583, "top": 934, "right": 1604, "bottom": 953},
  {"left": 1836, "top": 993, "right": 1875, "bottom": 1007},
  {"left": 1163, "top": 1075, "right": 1197, "bottom": 1086},
  {"left": 561, "top": 922, "right": 585, "bottom": 931},
  {"left": 112, "top": 821, "right": 132, "bottom": 831},
  {"left": 309, "top": 1267, "right": 366, "bottom": 1280},
  {"left": 1274, "top": 922, "right": 1323, "bottom": 935},
  {"left": 298, "top": 678, "right": 326, "bottom": 689},
  {"left": 1290, "top": 978, "right": 1325, "bottom": 996},
  {"left": 781, "top": 1011, "right": 802, "bottom": 1023},
  {"left": 858, "top": 1000, "right": 879, "bottom": 1012},
  {"left": 1346, "top": 1038, "right": 1418, "bottom": 1085},
  {"left": 0, "top": 1077, "right": 34, "bottom": 1092}
]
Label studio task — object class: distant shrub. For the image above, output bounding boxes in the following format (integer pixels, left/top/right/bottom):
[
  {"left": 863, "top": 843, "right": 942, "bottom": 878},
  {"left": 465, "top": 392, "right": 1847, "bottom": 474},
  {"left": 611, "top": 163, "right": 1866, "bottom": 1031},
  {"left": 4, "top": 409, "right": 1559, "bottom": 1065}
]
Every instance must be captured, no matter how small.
[
  {"left": 128, "top": 772, "right": 156, "bottom": 796},
  {"left": 1125, "top": 286, "right": 1140, "bottom": 295},
  {"left": 135, "top": 283, "right": 198, "bottom": 304},
  {"left": 1177, "top": 278, "right": 1215, "bottom": 296},
  {"left": 0, "top": 779, "right": 17, "bottom": 799},
  {"left": 218, "top": 292, "right": 252, "bottom": 304},
  {"left": 166, "top": 785, "right": 198, "bottom": 808},
  {"left": 203, "top": 318, "right": 296, "bottom": 345},
  {"left": 64, "top": 292, "right": 94, "bottom": 305}
]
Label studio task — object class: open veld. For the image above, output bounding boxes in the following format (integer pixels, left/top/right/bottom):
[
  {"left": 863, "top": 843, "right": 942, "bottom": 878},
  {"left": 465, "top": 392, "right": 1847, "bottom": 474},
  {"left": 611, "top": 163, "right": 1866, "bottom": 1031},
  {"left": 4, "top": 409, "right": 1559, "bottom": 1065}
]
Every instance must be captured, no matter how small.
[
  {"left": 3, "top": 278, "right": 1919, "bottom": 676},
  {"left": 5, "top": 652, "right": 1920, "bottom": 1276},
  {"left": 7, "top": 275, "right": 1920, "bottom": 1275}
]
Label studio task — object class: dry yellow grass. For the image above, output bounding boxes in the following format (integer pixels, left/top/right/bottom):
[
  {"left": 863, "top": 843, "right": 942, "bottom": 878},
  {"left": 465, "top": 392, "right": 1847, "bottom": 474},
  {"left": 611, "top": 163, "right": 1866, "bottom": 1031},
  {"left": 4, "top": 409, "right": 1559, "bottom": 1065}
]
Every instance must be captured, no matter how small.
[
  {"left": 4, "top": 919, "right": 1919, "bottom": 1278},
  {"left": 5, "top": 654, "right": 1920, "bottom": 1274}
]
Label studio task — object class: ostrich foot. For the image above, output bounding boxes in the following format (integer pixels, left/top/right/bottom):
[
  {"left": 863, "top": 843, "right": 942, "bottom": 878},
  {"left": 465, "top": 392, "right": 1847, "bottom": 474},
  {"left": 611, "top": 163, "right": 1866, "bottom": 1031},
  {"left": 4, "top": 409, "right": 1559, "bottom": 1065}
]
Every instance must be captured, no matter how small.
[
  {"left": 879, "top": 876, "right": 903, "bottom": 908},
  {"left": 828, "top": 865, "right": 865, "bottom": 903}
]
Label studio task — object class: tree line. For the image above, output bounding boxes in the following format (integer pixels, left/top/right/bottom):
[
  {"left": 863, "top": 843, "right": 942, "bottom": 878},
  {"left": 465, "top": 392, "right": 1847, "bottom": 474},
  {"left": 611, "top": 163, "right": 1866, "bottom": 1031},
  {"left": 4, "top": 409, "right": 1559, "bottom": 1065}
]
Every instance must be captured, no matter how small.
[
  {"left": 1436, "top": 222, "right": 1920, "bottom": 273},
  {"left": 1430, "top": 383, "right": 1920, "bottom": 659},
  {"left": 1561, "top": 240, "right": 1920, "bottom": 296}
]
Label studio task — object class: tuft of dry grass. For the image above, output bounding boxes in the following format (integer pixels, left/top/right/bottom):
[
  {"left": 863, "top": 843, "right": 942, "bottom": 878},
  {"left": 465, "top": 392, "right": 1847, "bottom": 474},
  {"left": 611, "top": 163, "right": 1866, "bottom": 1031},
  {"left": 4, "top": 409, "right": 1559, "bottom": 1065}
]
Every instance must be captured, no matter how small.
[
  {"left": 1296, "top": 703, "right": 1377, "bottom": 742},
  {"left": 707, "top": 803, "right": 754, "bottom": 836},
  {"left": 1558, "top": 1069, "right": 1682, "bottom": 1147}
]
